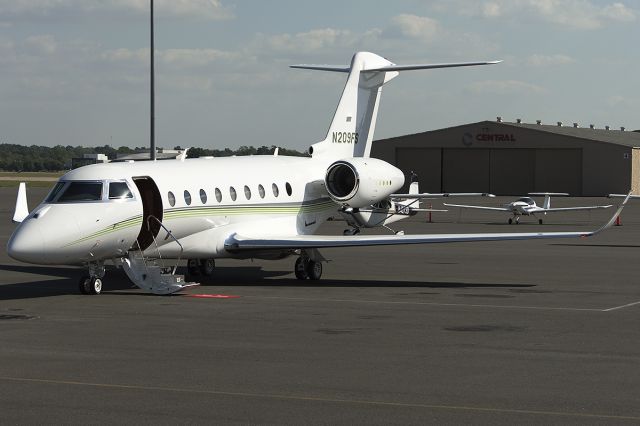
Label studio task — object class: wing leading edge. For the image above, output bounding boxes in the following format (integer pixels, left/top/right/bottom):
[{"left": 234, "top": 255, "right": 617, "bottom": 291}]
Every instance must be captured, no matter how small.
[{"left": 225, "top": 194, "right": 629, "bottom": 251}]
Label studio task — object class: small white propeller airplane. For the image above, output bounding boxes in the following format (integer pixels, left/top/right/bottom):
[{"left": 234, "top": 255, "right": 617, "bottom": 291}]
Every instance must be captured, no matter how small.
[
  {"left": 337, "top": 175, "right": 495, "bottom": 235},
  {"left": 445, "top": 192, "right": 612, "bottom": 224},
  {"left": 7, "top": 51, "right": 629, "bottom": 295}
]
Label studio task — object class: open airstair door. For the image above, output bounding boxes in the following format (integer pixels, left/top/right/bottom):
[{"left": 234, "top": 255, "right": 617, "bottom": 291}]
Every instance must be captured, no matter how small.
[{"left": 133, "top": 176, "right": 163, "bottom": 251}]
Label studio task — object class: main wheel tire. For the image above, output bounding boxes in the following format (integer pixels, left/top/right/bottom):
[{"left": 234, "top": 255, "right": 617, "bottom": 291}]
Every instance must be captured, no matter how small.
[
  {"left": 306, "top": 260, "right": 322, "bottom": 280},
  {"left": 187, "top": 258, "right": 201, "bottom": 276},
  {"left": 294, "top": 257, "right": 308, "bottom": 280},
  {"left": 538, "top": 218, "right": 543, "bottom": 225},
  {"left": 79, "top": 276, "right": 91, "bottom": 295},
  {"left": 508, "top": 218, "right": 513, "bottom": 224},
  {"left": 89, "top": 277, "right": 102, "bottom": 295},
  {"left": 200, "top": 258, "right": 216, "bottom": 276}
]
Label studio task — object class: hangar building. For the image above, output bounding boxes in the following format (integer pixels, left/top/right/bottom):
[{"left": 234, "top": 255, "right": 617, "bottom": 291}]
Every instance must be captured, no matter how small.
[{"left": 371, "top": 119, "right": 640, "bottom": 196}]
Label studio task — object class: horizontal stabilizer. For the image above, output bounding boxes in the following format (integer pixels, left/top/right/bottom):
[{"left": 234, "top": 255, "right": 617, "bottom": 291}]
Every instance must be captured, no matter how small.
[
  {"left": 367, "top": 60, "right": 502, "bottom": 72},
  {"left": 290, "top": 64, "right": 350, "bottom": 73},
  {"left": 291, "top": 60, "right": 502, "bottom": 73}
]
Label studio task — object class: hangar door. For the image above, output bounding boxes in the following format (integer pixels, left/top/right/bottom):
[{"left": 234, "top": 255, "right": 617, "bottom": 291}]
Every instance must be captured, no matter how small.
[
  {"left": 490, "top": 149, "right": 535, "bottom": 195},
  {"left": 396, "top": 148, "right": 442, "bottom": 193},
  {"left": 534, "top": 149, "right": 582, "bottom": 195},
  {"left": 442, "top": 149, "right": 490, "bottom": 192}
]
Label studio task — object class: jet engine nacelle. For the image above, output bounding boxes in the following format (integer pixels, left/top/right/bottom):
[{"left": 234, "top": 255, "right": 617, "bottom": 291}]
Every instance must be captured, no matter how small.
[{"left": 324, "top": 158, "right": 404, "bottom": 208}]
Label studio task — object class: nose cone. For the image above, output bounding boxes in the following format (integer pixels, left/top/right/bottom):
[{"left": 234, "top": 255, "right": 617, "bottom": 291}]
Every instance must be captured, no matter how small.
[{"left": 7, "top": 221, "right": 44, "bottom": 264}]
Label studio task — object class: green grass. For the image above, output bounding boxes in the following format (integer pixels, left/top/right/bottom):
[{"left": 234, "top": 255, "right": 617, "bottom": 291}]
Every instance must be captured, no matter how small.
[
  {"left": 0, "top": 181, "right": 56, "bottom": 188},
  {"left": 0, "top": 171, "right": 65, "bottom": 178}
]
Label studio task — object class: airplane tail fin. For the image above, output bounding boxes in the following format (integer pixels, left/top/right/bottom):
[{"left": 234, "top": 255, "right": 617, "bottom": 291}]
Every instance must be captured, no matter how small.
[
  {"left": 529, "top": 192, "right": 569, "bottom": 210},
  {"left": 12, "top": 182, "right": 29, "bottom": 223},
  {"left": 292, "top": 52, "right": 501, "bottom": 160}
]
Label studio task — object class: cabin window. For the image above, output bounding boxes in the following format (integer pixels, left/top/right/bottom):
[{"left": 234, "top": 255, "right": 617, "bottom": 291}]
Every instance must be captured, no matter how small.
[
  {"left": 215, "top": 188, "right": 222, "bottom": 203},
  {"left": 230, "top": 186, "right": 237, "bottom": 201},
  {"left": 244, "top": 185, "right": 251, "bottom": 200},
  {"left": 272, "top": 183, "right": 279, "bottom": 197},
  {"left": 109, "top": 182, "right": 133, "bottom": 200},
  {"left": 45, "top": 182, "right": 66, "bottom": 202},
  {"left": 184, "top": 190, "right": 192, "bottom": 206},
  {"left": 258, "top": 184, "right": 265, "bottom": 199},
  {"left": 57, "top": 182, "right": 103, "bottom": 202},
  {"left": 285, "top": 182, "right": 292, "bottom": 196},
  {"left": 199, "top": 189, "right": 207, "bottom": 204},
  {"left": 168, "top": 191, "right": 176, "bottom": 207}
]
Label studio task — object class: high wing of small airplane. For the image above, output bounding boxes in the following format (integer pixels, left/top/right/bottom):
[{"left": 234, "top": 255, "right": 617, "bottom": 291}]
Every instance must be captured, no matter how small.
[
  {"left": 7, "top": 51, "right": 628, "bottom": 296},
  {"left": 445, "top": 192, "right": 612, "bottom": 224}
]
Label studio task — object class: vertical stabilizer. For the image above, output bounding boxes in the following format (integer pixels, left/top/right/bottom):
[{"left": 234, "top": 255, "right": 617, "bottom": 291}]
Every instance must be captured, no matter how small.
[
  {"left": 291, "top": 53, "right": 501, "bottom": 160},
  {"left": 13, "top": 182, "right": 29, "bottom": 223},
  {"left": 295, "top": 52, "right": 398, "bottom": 160}
]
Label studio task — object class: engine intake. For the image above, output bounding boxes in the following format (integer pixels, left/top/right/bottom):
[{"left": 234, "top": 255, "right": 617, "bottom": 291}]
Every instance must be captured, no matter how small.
[{"left": 325, "top": 158, "right": 404, "bottom": 208}]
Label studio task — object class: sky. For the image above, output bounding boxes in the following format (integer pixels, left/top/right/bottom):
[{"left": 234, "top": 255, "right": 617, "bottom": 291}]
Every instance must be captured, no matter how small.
[{"left": 0, "top": 0, "right": 638, "bottom": 152}]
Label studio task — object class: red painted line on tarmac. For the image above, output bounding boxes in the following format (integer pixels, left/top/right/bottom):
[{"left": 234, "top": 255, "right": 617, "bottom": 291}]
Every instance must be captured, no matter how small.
[{"left": 185, "top": 294, "right": 241, "bottom": 299}]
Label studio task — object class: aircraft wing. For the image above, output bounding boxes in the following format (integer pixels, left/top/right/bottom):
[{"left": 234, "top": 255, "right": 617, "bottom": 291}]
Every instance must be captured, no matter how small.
[
  {"left": 543, "top": 205, "right": 612, "bottom": 212},
  {"left": 391, "top": 192, "right": 494, "bottom": 199},
  {"left": 442, "top": 203, "right": 510, "bottom": 212},
  {"left": 225, "top": 194, "right": 628, "bottom": 251}
]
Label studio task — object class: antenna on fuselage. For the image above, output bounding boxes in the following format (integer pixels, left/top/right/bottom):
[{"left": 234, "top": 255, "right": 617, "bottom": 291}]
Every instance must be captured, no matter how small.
[{"left": 149, "top": 0, "right": 156, "bottom": 161}]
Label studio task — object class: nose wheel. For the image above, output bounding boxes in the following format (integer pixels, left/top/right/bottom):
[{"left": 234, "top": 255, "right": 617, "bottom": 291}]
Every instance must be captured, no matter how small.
[
  {"left": 79, "top": 261, "right": 105, "bottom": 295},
  {"left": 294, "top": 256, "right": 323, "bottom": 280},
  {"left": 79, "top": 276, "right": 103, "bottom": 295}
]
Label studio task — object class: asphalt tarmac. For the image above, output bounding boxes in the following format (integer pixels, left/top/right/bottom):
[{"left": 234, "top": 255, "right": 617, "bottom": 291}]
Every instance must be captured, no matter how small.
[{"left": 1, "top": 186, "right": 639, "bottom": 425}]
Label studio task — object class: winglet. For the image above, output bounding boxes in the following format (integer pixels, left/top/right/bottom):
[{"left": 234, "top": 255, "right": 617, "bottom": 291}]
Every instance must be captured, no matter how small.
[
  {"left": 12, "top": 182, "right": 29, "bottom": 223},
  {"left": 587, "top": 191, "right": 631, "bottom": 237}
]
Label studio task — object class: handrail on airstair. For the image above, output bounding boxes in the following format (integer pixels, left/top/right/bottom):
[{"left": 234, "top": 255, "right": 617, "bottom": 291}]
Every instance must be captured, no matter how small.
[{"left": 146, "top": 215, "right": 183, "bottom": 275}]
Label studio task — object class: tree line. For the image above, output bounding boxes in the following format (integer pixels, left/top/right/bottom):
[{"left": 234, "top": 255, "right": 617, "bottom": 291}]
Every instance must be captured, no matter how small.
[{"left": 0, "top": 144, "right": 307, "bottom": 172}]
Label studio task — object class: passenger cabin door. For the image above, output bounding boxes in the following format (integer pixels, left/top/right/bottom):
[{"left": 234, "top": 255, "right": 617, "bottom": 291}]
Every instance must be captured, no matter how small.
[{"left": 133, "top": 176, "right": 163, "bottom": 251}]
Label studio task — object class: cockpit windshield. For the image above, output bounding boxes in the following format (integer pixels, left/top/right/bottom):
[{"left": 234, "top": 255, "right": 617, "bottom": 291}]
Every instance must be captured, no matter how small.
[
  {"left": 45, "top": 180, "right": 134, "bottom": 203},
  {"left": 45, "top": 182, "right": 66, "bottom": 202},
  {"left": 516, "top": 197, "right": 534, "bottom": 205},
  {"left": 109, "top": 181, "right": 133, "bottom": 199},
  {"left": 57, "top": 182, "right": 103, "bottom": 202}
]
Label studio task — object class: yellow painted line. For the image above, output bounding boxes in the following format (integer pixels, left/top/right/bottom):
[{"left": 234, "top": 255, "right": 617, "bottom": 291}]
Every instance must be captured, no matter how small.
[{"left": 0, "top": 376, "right": 638, "bottom": 421}]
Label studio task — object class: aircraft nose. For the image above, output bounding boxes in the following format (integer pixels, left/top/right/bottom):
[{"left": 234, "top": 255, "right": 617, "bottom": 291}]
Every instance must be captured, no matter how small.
[{"left": 7, "top": 221, "right": 45, "bottom": 264}]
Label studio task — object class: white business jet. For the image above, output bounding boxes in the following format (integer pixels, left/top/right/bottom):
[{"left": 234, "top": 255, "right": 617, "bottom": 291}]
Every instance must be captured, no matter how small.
[
  {"left": 7, "top": 52, "right": 628, "bottom": 295},
  {"left": 445, "top": 192, "right": 612, "bottom": 224}
]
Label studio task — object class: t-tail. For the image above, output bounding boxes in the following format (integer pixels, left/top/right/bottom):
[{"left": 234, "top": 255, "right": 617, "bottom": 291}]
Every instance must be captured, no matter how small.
[{"left": 291, "top": 52, "right": 501, "bottom": 160}]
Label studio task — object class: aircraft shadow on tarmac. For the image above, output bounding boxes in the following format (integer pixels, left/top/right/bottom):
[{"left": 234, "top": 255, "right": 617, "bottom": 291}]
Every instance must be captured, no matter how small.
[{"left": 0, "top": 263, "right": 534, "bottom": 300}]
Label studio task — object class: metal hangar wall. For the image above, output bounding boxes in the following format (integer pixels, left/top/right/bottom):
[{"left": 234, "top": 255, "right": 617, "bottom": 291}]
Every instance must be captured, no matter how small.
[{"left": 371, "top": 120, "right": 640, "bottom": 196}]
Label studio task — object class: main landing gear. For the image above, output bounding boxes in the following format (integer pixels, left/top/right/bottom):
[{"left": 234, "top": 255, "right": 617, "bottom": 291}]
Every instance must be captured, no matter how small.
[
  {"left": 294, "top": 256, "right": 323, "bottom": 280},
  {"left": 508, "top": 217, "right": 520, "bottom": 225},
  {"left": 79, "top": 261, "right": 105, "bottom": 295},
  {"left": 187, "top": 258, "right": 216, "bottom": 277}
]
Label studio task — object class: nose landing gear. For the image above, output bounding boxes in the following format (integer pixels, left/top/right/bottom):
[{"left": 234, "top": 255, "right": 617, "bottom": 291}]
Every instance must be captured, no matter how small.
[{"left": 79, "top": 261, "right": 105, "bottom": 295}]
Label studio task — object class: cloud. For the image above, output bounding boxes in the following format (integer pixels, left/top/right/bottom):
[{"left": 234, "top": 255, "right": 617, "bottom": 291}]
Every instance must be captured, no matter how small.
[
  {"left": 525, "top": 54, "right": 574, "bottom": 67},
  {"left": 436, "top": 0, "right": 637, "bottom": 30},
  {"left": 388, "top": 14, "right": 440, "bottom": 41},
  {"left": 0, "top": 0, "right": 234, "bottom": 20},
  {"left": 23, "top": 35, "right": 57, "bottom": 55},
  {"left": 468, "top": 79, "right": 547, "bottom": 95},
  {"left": 264, "top": 28, "right": 357, "bottom": 52}
]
